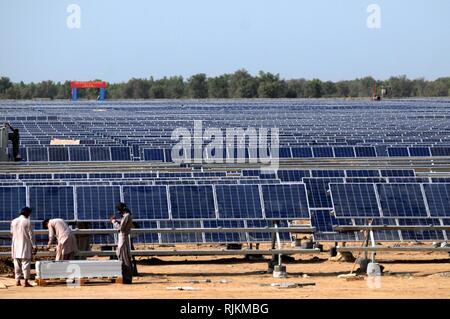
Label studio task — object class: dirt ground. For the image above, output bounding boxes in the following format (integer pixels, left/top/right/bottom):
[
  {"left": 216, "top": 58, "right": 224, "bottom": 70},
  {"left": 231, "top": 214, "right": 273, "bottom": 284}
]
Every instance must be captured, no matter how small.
[{"left": 1, "top": 250, "right": 450, "bottom": 299}]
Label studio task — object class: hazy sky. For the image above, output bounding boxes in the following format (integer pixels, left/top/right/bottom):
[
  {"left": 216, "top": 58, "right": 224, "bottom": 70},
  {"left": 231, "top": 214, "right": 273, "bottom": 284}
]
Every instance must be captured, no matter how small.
[{"left": 1, "top": 0, "right": 449, "bottom": 82}]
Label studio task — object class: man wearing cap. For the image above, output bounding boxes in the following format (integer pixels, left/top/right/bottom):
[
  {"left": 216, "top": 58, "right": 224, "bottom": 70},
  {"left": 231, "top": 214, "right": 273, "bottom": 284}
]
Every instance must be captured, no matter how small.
[
  {"left": 42, "top": 218, "right": 78, "bottom": 260},
  {"left": 10, "top": 207, "right": 35, "bottom": 287}
]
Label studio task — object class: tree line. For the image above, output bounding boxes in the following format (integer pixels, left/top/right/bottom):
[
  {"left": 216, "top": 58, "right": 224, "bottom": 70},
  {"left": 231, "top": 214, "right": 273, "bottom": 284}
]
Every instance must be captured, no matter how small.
[{"left": 1, "top": 70, "right": 449, "bottom": 100}]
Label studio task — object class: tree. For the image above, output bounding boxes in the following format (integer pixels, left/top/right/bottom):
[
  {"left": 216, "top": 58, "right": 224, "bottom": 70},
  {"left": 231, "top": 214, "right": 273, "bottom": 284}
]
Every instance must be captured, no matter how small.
[
  {"left": 0, "top": 77, "right": 12, "bottom": 95},
  {"left": 229, "top": 69, "right": 258, "bottom": 98},
  {"left": 335, "top": 81, "right": 350, "bottom": 97},
  {"left": 188, "top": 73, "right": 208, "bottom": 98},
  {"left": 257, "top": 71, "right": 287, "bottom": 98},
  {"left": 286, "top": 79, "right": 307, "bottom": 98},
  {"left": 208, "top": 74, "right": 230, "bottom": 98},
  {"left": 322, "top": 81, "right": 337, "bottom": 97},
  {"left": 304, "top": 79, "right": 323, "bottom": 98}
]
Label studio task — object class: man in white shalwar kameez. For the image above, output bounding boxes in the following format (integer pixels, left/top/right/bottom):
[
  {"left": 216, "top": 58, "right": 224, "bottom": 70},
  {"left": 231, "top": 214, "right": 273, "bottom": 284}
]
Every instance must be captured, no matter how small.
[
  {"left": 111, "top": 202, "right": 134, "bottom": 284},
  {"left": 43, "top": 218, "right": 78, "bottom": 260},
  {"left": 10, "top": 207, "right": 35, "bottom": 287}
]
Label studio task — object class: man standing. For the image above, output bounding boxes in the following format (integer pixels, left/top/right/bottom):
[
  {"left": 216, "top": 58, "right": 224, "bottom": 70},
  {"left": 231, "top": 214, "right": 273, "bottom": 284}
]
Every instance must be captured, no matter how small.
[
  {"left": 42, "top": 218, "right": 78, "bottom": 260},
  {"left": 11, "top": 207, "right": 35, "bottom": 287},
  {"left": 111, "top": 202, "right": 134, "bottom": 284}
]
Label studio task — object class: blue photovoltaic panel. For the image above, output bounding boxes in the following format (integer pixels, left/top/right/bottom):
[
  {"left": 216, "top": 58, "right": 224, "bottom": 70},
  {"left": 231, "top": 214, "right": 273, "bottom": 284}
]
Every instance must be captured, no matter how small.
[
  {"left": 304, "top": 178, "right": 343, "bottom": 208},
  {"left": 330, "top": 183, "right": 381, "bottom": 218},
  {"left": 387, "top": 177, "right": 429, "bottom": 183},
  {"left": 279, "top": 147, "right": 292, "bottom": 158},
  {"left": 203, "top": 220, "right": 247, "bottom": 243},
  {"left": 48, "top": 147, "right": 69, "bottom": 161},
  {"left": 0, "top": 187, "right": 27, "bottom": 220},
  {"left": 19, "top": 173, "right": 52, "bottom": 180},
  {"left": 380, "top": 169, "right": 415, "bottom": 177},
  {"left": 29, "top": 186, "right": 75, "bottom": 220},
  {"left": 423, "top": 183, "right": 450, "bottom": 217},
  {"left": 143, "top": 149, "right": 165, "bottom": 161},
  {"left": 131, "top": 221, "right": 160, "bottom": 244},
  {"left": 69, "top": 148, "right": 90, "bottom": 161},
  {"left": 277, "top": 170, "right": 311, "bottom": 182},
  {"left": 355, "top": 147, "right": 376, "bottom": 157},
  {"left": 388, "top": 147, "right": 409, "bottom": 157},
  {"left": 261, "top": 184, "right": 310, "bottom": 219},
  {"left": 216, "top": 185, "right": 263, "bottom": 219},
  {"left": 375, "top": 146, "right": 389, "bottom": 157},
  {"left": 169, "top": 186, "right": 215, "bottom": 219},
  {"left": 159, "top": 220, "right": 203, "bottom": 244},
  {"left": 345, "top": 170, "right": 380, "bottom": 177},
  {"left": 313, "top": 147, "right": 334, "bottom": 158},
  {"left": 353, "top": 218, "right": 401, "bottom": 241},
  {"left": 312, "top": 170, "right": 345, "bottom": 178},
  {"left": 409, "top": 147, "right": 431, "bottom": 157},
  {"left": 123, "top": 186, "right": 169, "bottom": 219},
  {"left": 431, "top": 147, "right": 450, "bottom": 157},
  {"left": 377, "top": 184, "right": 428, "bottom": 218},
  {"left": 76, "top": 186, "right": 121, "bottom": 220},
  {"left": 291, "top": 147, "right": 313, "bottom": 158},
  {"left": 334, "top": 147, "right": 355, "bottom": 158},
  {"left": 27, "top": 148, "right": 48, "bottom": 162},
  {"left": 90, "top": 147, "right": 111, "bottom": 161},
  {"left": 399, "top": 218, "right": 445, "bottom": 241},
  {"left": 310, "top": 210, "right": 357, "bottom": 241},
  {"left": 110, "top": 146, "right": 131, "bottom": 161},
  {"left": 246, "top": 220, "right": 291, "bottom": 242},
  {"left": 346, "top": 177, "right": 386, "bottom": 183}
]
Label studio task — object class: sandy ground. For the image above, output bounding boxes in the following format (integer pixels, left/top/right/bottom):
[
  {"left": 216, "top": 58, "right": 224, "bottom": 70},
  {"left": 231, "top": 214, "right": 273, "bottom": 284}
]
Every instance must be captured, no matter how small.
[{"left": 1, "top": 250, "right": 450, "bottom": 299}]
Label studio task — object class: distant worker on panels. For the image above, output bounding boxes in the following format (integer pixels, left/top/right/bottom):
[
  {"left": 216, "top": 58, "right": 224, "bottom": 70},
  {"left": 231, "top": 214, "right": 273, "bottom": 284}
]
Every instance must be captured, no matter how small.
[
  {"left": 111, "top": 202, "right": 134, "bottom": 284},
  {"left": 42, "top": 218, "right": 78, "bottom": 260},
  {"left": 1, "top": 122, "right": 21, "bottom": 161},
  {"left": 11, "top": 207, "right": 36, "bottom": 287}
]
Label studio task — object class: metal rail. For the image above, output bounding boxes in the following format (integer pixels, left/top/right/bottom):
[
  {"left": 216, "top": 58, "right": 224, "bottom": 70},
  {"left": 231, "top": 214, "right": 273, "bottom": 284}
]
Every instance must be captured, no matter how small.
[
  {"left": 0, "top": 248, "right": 319, "bottom": 258},
  {"left": 333, "top": 225, "right": 450, "bottom": 232},
  {"left": 0, "top": 226, "right": 315, "bottom": 237},
  {"left": 337, "top": 246, "right": 450, "bottom": 252}
]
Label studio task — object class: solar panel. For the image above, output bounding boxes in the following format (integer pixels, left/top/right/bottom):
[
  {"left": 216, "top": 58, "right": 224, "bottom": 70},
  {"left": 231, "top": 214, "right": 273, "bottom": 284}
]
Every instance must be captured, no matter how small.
[
  {"left": 48, "top": 147, "right": 69, "bottom": 162},
  {"left": 203, "top": 220, "right": 247, "bottom": 243},
  {"left": 312, "top": 170, "right": 345, "bottom": 178},
  {"left": 90, "top": 147, "right": 111, "bottom": 161},
  {"left": 330, "top": 183, "right": 381, "bottom": 218},
  {"left": 304, "top": 178, "right": 343, "bottom": 208},
  {"left": 380, "top": 170, "right": 415, "bottom": 177},
  {"left": 131, "top": 221, "right": 160, "bottom": 244},
  {"left": 27, "top": 148, "right": 48, "bottom": 162},
  {"left": 388, "top": 147, "right": 409, "bottom": 157},
  {"left": 431, "top": 147, "right": 450, "bottom": 157},
  {"left": 353, "top": 218, "right": 401, "bottom": 241},
  {"left": 423, "top": 183, "right": 450, "bottom": 217},
  {"left": 333, "top": 147, "right": 355, "bottom": 158},
  {"left": 76, "top": 186, "right": 121, "bottom": 220},
  {"left": 123, "top": 186, "right": 169, "bottom": 219},
  {"left": 245, "top": 220, "right": 291, "bottom": 242},
  {"left": 409, "top": 147, "right": 431, "bottom": 157},
  {"left": 346, "top": 170, "right": 380, "bottom": 178},
  {"left": 291, "top": 147, "right": 313, "bottom": 158},
  {"left": 399, "top": 218, "right": 445, "bottom": 241},
  {"left": 377, "top": 184, "right": 428, "bottom": 218},
  {"left": 216, "top": 185, "right": 263, "bottom": 219},
  {"left": 313, "top": 147, "right": 334, "bottom": 158},
  {"left": 29, "top": 186, "right": 75, "bottom": 220},
  {"left": 277, "top": 170, "right": 310, "bottom": 182},
  {"left": 355, "top": 147, "right": 376, "bottom": 157},
  {"left": 310, "top": 210, "right": 357, "bottom": 241},
  {"left": 69, "top": 148, "right": 90, "bottom": 161},
  {"left": 159, "top": 220, "right": 203, "bottom": 244},
  {"left": 0, "top": 187, "right": 27, "bottom": 220},
  {"left": 169, "top": 186, "right": 215, "bottom": 219},
  {"left": 110, "top": 146, "right": 131, "bottom": 161},
  {"left": 261, "top": 184, "right": 310, "bottom": 219}
]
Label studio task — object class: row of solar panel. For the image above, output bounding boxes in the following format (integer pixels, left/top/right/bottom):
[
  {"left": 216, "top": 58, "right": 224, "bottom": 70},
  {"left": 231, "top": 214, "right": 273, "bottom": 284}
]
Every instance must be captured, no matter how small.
[
  {"left": 0, "top": 184, "right": 310, "bottom": 221},
  {"left": 310, "top": 210, "right": 450, "bottom": 242},
  {"left": 0, "top": 169, "right": 416, "bottom": 181},
  {"left": 142, "top": 146, "right": 450, "bottom": 162},
  {"left": 330, "top": 183, "right": 450, "bottom": 218},
  {"left": 16, "top": 146, "right": 132, "bottom": 162},
  {"left": 0, "top": 220, "right": 292, "bottom": 245}
]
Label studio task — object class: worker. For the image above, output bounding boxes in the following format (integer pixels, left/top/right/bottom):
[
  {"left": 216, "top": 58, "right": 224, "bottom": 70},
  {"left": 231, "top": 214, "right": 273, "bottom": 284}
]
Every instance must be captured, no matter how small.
[
  {"left": 10, "top": 207, "right": 35, "bottom": 287},
  {"left": 4, "top": 123, "right": 21, "bottom": 161},
  {"left": 42, "top": 218, "right": 78, "bottom": 260},
  {"left": 110, "top": 202, "right": 134, "bottom": 284}
]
